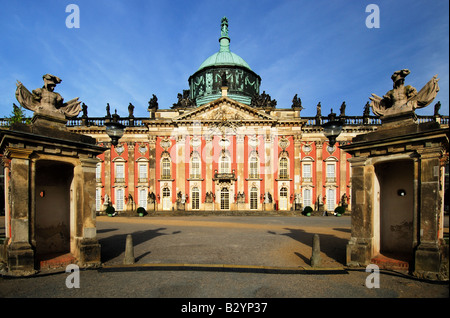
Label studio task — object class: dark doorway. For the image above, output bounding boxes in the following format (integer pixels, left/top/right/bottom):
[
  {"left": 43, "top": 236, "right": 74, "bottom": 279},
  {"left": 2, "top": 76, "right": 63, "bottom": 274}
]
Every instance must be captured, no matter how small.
[
  {"left": 35, "top": 161, "right": 73, "bottom": 258},
  {"left": 375, "top": 160, "right": 414, "bottom": 260}
]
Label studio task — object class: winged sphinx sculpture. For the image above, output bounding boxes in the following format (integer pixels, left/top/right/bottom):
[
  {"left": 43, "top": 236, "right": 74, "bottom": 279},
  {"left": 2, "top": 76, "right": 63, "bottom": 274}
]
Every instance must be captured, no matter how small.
[
  {"left": 369, "top": 69, "right": 439, "bottom": 117},
  {"left": 15, "top": 74, "right": 81, "bottom": 118}
]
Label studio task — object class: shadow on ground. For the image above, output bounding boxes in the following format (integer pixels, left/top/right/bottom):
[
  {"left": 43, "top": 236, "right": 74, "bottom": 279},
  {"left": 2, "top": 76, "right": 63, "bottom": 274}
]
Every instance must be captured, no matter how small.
[
  {"left": 99, "top": 227, "right": 175, "bottom": 263},
  {"left": 269, "top": 228, "right": 349, "bottom": 266}
]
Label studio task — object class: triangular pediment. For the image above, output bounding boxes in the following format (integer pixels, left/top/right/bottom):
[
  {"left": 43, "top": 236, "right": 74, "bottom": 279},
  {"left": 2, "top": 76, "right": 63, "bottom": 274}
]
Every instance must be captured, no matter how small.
[{"left": 173, "top": 97, "right": 277, "bottom": 123}]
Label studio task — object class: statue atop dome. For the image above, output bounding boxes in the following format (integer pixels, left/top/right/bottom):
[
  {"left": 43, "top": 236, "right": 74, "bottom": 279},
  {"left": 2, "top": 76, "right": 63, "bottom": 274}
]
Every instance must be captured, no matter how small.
[
  {"left": 221, "top": 17, "right": 229, "bottom": 38},
  {"left": 369, "top": 69, "right": 439, "bottom": 117}
]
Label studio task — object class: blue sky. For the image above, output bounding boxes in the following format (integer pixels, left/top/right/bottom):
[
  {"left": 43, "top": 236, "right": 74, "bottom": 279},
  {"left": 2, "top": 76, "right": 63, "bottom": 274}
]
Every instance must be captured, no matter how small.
[{"left": 0, "top": 0, "right": 448, "bottom": 119}]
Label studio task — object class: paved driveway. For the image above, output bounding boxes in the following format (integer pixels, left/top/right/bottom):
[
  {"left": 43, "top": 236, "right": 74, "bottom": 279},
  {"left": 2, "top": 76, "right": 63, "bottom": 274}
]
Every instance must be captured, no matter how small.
[
  {"left": 1, "top": 215, "right": 448, "bottom": 300},
  {"left": 96, "top": 215, "right": 352, "bottom": 268}
]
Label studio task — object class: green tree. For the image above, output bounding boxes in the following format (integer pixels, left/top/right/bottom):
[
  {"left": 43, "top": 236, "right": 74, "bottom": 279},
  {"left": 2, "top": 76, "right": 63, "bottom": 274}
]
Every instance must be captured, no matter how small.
[{"left": 6, "top": 103, "right": 31, "bottom": 125}]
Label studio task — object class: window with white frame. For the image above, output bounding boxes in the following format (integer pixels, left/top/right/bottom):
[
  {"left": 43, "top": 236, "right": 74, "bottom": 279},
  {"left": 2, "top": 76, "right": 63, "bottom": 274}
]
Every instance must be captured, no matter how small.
[
  {"left": 249, "top": 155, "right": 259, "bottom": 179},
  {"left": 191, "top": 187, "right": 200, "bottom": 210},
  {"left": 326, "top": 188, "right": 335, "bottom": 211},
  {"left": 250, "top": 187, "right": 258, "bottom": 210},
  {"left": 161, "top": 157, "right": 171, "bottom": 179},
  {"left": 303, "top": 162, "right": 312, "bottom": 181},
  {"left": 138, "top": 162, "right": 148, "bottom": 183},
  {"left": 279, "top": 157, "right": 289, "bottom": 179},
  {"left": 138, "top": 188, "right": 147, "bottom": 208},
  {"left": 303, "top": 188, "right": 312, "bottom": 207},
  {"left": 326, "top": 163, "right": 336, "bottom": 182},
  {"left": 190, "top": 154, "right": 201, "bottom": 179},
  {"left": 96, "top": 188, "right": 102, "bottom": 211},
  {"left": 162, "top": 187, "right": 171, "bottom": 211},
  {"left": 96, "top": 163, "right": 102, "bottom": 182},
  {"left": 115, "top": 162, "right": 125, "bottom": 183},
  {"left": 221, "top": 188, "right": 230, "bottom": 210},
  {"left": 279, "top": 187, "right": 288, "bottom": 210},
  {"left": 219, "top": 154, "right": 231, "bottom": 173},
  {"left": 115, "top": 188, "right": 125, "bottom": 211}
]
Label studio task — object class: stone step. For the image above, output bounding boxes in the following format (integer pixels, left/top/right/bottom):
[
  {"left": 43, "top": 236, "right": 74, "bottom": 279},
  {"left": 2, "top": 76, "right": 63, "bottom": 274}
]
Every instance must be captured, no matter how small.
[
  {"left": 38, "top": 253, "right": 76, "bottom": 270},
  {"left": 371, "top": 254, "right": 410, "bottom": 270}
]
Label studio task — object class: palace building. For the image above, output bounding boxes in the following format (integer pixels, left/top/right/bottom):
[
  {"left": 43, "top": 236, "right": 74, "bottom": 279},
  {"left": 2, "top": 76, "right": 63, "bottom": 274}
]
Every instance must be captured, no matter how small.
[{"left": 59, "top": 18, "right": 448, "bottom": 215}]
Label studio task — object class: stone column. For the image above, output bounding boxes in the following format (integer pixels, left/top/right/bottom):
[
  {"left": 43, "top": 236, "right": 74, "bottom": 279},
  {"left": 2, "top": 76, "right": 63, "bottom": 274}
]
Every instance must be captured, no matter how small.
[
  {"left": 293, "top": 134, "right": 302, "bottom": 211},
  {"left": 264, "top": 133, "right": 274, "bottom": 204},
  {"left": 414, "top": 145, "right": 447, "bottom": 279},
  {"left": 236, "top": 134, "right": 245, "bottom": 210},
  {"left": 148, "top": 136, "right": 156, "bottom": 211},
  {"left": 346, "top": 156, "right": 374, "bottom": 266},
  {"left": 104, "top": 146, "right": 111, "bottom": 209},
  {"left": 204, "top": 136, "right": 214, "bottom": 211},
  {"left": 315, "top": 140, "right": 324, "bottom": 212},
  {"left": 176, "top": 134, "right": 186, "bottom": 210},
  {"left": 127, "top": 143, "right": 135, "bottom": 214},
  {"left": 4, "top": 148, "right": 35, "bottom": 275},
  {"left": 339, "top": 147, "right": 347, "bottom": 208},
  {"left": 76, "top": 157, "right": 101, "bottom": 267}
]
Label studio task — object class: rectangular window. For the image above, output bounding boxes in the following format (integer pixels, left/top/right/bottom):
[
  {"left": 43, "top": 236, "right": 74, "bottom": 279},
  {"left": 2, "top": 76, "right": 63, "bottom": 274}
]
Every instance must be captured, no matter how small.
[
  {"left": 139, "top": 163, "right": 148, "bottom": 181},
  {"left": 96, "top": 188, "right": 102, "bottom": 211},
  {"left": 249, "top": 157, "right": 259, "bottom": 179},
  {"left": 250, "top": 188, "right": 258, "bottom": 210},
  {"left": 326, "top": 163, "right": 336, "bottom": 182},
  {"left": 303, "top": 163, "right": 312, "bottom": 178},
  {"left": 221, "top": 189, "right": 230, "bottom": 210},
  {"left": 190, "top": 157, "right": 201, "bottom": 179},
  {"left": 219, "top": 156, "right": 230, "bottom": 173},
  {"left": 279, "top": 158, "right": 288, "bottom": 179},
  {"left": 303, "top": 188, "right": 312, "bottom": 207},
  {"left": 138, "top": 188, "right": 147, "bottom": 208},
  {"left": 192, "top": 188, "right": 200, "bottom": 210},
  {"left": 116, "top": 188, "right": 124, "bottom": 211},
  {"left": 161, "top": 158, "right": 171, "bottom": 179},
  {"left": 96, "top": 163, "right": 102, "bottom": 182},
  {"left": 326, "top": 188, "right": 335, "bottom": 211},
  {"left": 115, "top": 163, "right": 125, "bottom": 183}
]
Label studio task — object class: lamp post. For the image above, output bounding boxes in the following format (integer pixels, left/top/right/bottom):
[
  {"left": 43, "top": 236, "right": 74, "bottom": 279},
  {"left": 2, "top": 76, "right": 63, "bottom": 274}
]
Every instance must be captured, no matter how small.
[
  {"left": 322, "top": 109, "right": 343, "bottom": 147},
  {"left": 105, "top": 110, "right": 125, "bottom": 146}
]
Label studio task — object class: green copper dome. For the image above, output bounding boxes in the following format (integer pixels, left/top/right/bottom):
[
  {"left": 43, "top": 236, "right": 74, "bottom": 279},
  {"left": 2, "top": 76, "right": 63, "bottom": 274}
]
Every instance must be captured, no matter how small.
[
  {"left": 197, "top": 17, "right": 252, "bottom": 71},
  {"left": 197, "top": 51, "right": 252, "bottom": 71},
  {"left": 189, "top": 17, "right": 261, "bottom": 106}
]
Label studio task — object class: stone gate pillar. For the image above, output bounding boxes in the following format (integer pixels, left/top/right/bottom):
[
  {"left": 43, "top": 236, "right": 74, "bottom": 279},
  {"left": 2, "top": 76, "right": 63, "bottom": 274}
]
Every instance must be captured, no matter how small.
[{"left": 3, "top": 148, "right": 35, "bottom": 275}]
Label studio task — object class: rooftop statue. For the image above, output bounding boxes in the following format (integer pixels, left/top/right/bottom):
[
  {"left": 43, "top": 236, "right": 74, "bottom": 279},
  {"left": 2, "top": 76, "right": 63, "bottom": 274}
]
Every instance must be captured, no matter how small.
[
  {"left": 369, "top": 69, "right": 439, "bottom": 117},
  {"left": 221, "top": 16, "right": 229, "bottom": 38},
  {"left": 15, "top": 74, "right": 81, "bottom": 119}
]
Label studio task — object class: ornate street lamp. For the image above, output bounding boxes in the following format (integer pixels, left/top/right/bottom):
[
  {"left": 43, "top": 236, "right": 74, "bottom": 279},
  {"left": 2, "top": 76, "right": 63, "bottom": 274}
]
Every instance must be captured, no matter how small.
[
  {"left": 322, "top": 109, "right": 343, "bottom": 147},
  {"left": 105, "top": 110, "right": 125, "bottom": 146}
]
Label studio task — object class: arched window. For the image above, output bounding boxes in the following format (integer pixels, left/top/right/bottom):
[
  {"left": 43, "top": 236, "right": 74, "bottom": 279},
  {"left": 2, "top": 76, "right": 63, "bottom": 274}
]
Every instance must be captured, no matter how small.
[
  {"left": 191, "top": 187, "right": 200, "bottom": 210},
  {"left": 161, "top": 157, "right": 171, "bottom": 180},
  {"left": 250, "top": 187, "right": 258, "bottom": 210},
  {"left": 190, "top": 153, "right": 201, "bottom": 179},
  {"left": 279, "top": 157, "right": 289, "bottom": 179},
  {"left": 249, "top": 155, "right": 259, "bottom": 179},
  {"left": 219, "top": 154, "right": 231, "bottom": 173}
]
